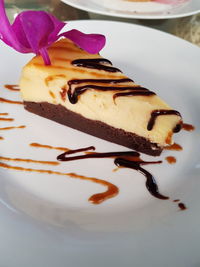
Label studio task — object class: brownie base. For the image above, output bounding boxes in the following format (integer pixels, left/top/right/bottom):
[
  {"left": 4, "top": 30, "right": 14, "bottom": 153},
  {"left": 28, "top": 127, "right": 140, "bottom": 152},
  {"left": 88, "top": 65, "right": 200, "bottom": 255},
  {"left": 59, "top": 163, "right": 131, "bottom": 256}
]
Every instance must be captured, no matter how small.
[{"left": 24, "top": 101, "right": 162, "bottom": 156}]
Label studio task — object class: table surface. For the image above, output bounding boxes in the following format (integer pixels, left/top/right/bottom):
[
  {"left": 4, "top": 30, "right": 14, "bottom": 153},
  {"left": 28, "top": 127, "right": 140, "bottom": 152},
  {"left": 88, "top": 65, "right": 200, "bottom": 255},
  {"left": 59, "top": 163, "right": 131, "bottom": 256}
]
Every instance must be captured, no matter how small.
[{"left": 4, "top": 0, "right": 200, "bottom": 46}]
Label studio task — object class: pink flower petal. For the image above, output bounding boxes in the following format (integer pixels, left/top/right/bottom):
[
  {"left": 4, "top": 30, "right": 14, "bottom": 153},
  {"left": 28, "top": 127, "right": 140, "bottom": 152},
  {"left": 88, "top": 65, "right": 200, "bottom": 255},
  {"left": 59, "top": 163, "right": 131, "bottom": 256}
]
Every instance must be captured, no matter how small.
[
  {"left": 60, "top": 29, "right": 106, "bottom": 54},
  {"left": 0, "top": 0, "right": 106, "bottom": 64},
  {"left": 39, "top": 47, "right": 51, "bottom": 65},
  {"left": 0, "top": 0, "right": 24, "bottom": 51},
  {"left": 12, "top": 11, "right": 66, "bottom": 54}
]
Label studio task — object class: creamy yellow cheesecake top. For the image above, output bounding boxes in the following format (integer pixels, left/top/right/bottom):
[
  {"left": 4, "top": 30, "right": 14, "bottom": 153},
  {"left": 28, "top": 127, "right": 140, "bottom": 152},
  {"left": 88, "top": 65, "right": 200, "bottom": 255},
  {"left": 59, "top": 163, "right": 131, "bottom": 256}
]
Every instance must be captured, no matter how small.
[{"left": 20, "top": 38, "right": 181, "bottom": 147}]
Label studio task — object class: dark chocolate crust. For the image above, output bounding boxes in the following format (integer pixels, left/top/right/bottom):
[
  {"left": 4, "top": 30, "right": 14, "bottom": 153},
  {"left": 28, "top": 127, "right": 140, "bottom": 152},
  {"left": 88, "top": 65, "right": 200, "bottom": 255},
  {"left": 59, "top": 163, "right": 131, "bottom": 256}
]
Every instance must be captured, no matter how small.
[{"left": 24, "top": 101, "right": 162, "bottom": 156}]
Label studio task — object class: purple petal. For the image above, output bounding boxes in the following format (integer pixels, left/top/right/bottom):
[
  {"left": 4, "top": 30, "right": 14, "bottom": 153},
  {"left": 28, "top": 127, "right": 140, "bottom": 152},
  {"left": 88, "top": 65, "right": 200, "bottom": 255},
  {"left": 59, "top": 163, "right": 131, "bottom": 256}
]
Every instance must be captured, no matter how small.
[
  {"left": 0, "top": 0, "right": 24, "bottom": 51},
  {"left": 46, "top": 13, "right": 66, "bottom": 45},
  {"left": 12, "top": 11, "right": 66, "bottom": 54},
  {"left": 60, "top": 29, "right": 106, "bottom": 54},
  {"left": 0, "top": 0, "right": 106, "bottom": 65},
  {"left": 39, "top": 47, "right": 51, "bottom": 65}
]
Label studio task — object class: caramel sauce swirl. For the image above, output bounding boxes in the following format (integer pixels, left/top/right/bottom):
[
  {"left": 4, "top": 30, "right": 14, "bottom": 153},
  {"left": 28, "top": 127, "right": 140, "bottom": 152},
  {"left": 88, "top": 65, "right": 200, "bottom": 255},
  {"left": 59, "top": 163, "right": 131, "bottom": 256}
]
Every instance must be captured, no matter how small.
[
  {"left": 0, "top": 156, "right": 59, "bottom": 166},
  {"left": 0, "top": 97, "right": 23, "bottom": 105},
  {"left": 30, "top": 142, "right": 70, "bottom": 151},
  {"left": 0, "top": 162, "right": 118, "bottom": 205},
  {"left": 4, "top": 84, "right": 20, "bottom": 91},
  {"left": 57, "top": 147, "right": 166, "bottom": 200},
  {"left": 165, "top": 156, "right": 176, "bottom": 164},
  {"left": 182, "top": 123, "right": 195, "bottom": 131},
  {"left": 0, "top": 117, "right": 14, "bottom": 122},
  {"left": 0, "top": 125, "right": 25, "bottom": 131},
  {"left": 165, "top": 143, "right": 182, "bottom": 151}
]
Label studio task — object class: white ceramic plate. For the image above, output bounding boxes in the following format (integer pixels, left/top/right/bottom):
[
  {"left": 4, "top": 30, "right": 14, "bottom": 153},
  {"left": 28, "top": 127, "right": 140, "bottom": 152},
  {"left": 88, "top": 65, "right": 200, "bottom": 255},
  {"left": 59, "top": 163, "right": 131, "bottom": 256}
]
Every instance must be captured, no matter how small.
[
  {"left": 0, "top": 20, "right": 200, "bottom": 267},
  {"left": 61, "top": 0, "right": 200, "bottom": 19}
]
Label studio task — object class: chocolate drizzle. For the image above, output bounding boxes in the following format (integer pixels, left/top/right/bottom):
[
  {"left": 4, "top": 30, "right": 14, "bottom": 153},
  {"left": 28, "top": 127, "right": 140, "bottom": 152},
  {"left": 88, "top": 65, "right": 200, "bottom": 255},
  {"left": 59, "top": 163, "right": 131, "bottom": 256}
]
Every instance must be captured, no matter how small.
[
  {"left": 113, "top": 90, "right": 155, "bottom": 100},
  {"left": 70, "top": 58, "right": 182, "bottom": 135},
  {"left": 114, "top": 158, "right": 168, "bottom": 200},
  {"left": 178, "top": 202, "right": 187, "bottom": 210},
  {"left": 57, "top": 147, "right": 168, "bottom": 200},
  {"left": 147, "top": 109, "right": 182, "bottom": 131},
  {"left": 66, "top": 78, "right": 156, "bottom": 104},
  {"left": 57, "top": 149, "right": 140, "bottom": 162},
  {"left": 68, "top": 58, "right": 158, "bottom": 104},
  {"left": 72, "top": 58, "right": 121, "bottom": 73},
  {"left": 68, "top": 85, "right": 142, "bottom": 104}
]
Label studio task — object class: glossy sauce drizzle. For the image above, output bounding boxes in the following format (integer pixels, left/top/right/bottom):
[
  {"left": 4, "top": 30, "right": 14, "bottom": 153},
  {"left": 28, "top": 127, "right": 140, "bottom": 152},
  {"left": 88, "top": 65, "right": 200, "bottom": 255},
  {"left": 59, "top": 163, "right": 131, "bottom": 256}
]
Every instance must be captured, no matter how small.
[
  {"left": 0, "top": 156, "right": 59, "bottom": 166},
  {"left": 147, "top": 110, "right": 182, "bottom": 131},
  {"left": 70, "top": 58, "right": 182, "bottom": 135},
  {"left": 4, "top": 84, "right": 20, "bottom": 91},
  {"left": 0, "top": 113, "right": 9, "bottom": 116},
  {"left": 57, "top": 147, "right": 168, "bottom": 200},
  {"left": 0, "top": 162, "right": 118, "bottom": 204},
  {"left": 30, "top": 142, "right": 70, "bottom": 151},
  {"left": 0, "top": 117, "right": 14, "bottom": 122},
  {"left": 68, "top": 58, "right": 157, "bottom": 104},
  {"left": 173, "top": 199, "right": 180, "bottom": 202},
  {"left": 165, "top": 143, "right": 183, "bottom": 151},
  {"left": 113, "top": 90, "right": 155, "bottom": 101},
  {"left": 0, "top": 97, "right": 23, "bottom": 105},
  {"left": 67, "top": 83, "right": 141, "bottom": 104},
  {"left": 72, "top": 58, "right": 121, "bottom": 73},
  {"left": 178, "top": 202, "right": 187, "bottom": 210},
  {"left": 0, "top": 125, "right": 25, "bottom": 131},
  {"left": 165, "top": 156, "right": 176, "bottom": 164},
  {"left": 182, "top": 123, "right": 195, "bottom": 131}
]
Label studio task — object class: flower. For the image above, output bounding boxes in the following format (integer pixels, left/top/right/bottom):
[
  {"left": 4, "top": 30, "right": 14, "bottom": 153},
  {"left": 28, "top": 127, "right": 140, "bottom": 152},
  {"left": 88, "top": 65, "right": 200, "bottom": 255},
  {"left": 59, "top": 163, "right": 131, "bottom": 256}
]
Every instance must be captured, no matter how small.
[{"left": 0, "top": 0, "right": 106, "bottom": 65}]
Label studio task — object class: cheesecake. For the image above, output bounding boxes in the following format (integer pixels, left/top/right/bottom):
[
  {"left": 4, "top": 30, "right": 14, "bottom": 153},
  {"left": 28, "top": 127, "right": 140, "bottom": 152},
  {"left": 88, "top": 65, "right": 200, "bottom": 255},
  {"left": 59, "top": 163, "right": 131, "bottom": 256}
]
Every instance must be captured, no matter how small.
[{"left": 20, "top": 39, "right": 182, "bottom": 156}]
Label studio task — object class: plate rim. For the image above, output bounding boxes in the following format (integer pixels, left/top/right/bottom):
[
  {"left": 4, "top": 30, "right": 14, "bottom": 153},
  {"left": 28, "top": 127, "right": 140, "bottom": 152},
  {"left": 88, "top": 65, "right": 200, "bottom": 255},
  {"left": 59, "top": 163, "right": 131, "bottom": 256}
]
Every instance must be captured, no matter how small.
[
  {"left": 61, "top": 0, "right": 200, "bottom": 19},
  {"left": 1, "top": 19, "right": 200, "bottom": 267}
]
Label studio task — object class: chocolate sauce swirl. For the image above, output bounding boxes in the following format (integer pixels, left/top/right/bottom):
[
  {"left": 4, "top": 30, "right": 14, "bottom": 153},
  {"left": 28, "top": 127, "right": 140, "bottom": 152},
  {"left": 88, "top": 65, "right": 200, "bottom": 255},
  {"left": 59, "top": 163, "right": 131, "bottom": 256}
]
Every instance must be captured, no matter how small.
[
  {"left": 147, "top": 109, "right": 182, "bottom": 131},
  {"left": 68, "top": 78, "right": 133, "bottom": 87},
  {"left": 57, "top": 150, "right": 140, "bottom": 161},
  {"left": 57, "top": 147, "right": 167, "bottom": 200},
  {"left": 69, "top": 58, "right": 157, "bottom": 104},
  {"left": 114, "top": 158, "right": 168, "bottom": 200},
  {"left": 113, "top": 90, "right": 155, "bottom": 100},
  {"left": 72, "top": 58, "right": 121, "bottom": 73},
  {"left": 68, "top": 85, "right": 148, "bottom": 104},
  {"left": 67, "top": 78, "right": 138, "bottom": 104},
  {"left": 70, "top": 58, "right": 182, "bottom": 135}
]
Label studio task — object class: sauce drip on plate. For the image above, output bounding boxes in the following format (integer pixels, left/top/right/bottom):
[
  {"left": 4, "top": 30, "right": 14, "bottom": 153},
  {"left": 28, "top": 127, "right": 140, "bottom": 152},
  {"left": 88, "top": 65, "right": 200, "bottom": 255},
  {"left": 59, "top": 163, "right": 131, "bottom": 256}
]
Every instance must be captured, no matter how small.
[
  {"left": 0, "top": 161, "right": 118, "bottom": 204},
  {"left": 4, "top": 84, "right": 20, "bottom": 91},
  {"left": 57, "top": 147, "right": 167, "bottom": 200}
]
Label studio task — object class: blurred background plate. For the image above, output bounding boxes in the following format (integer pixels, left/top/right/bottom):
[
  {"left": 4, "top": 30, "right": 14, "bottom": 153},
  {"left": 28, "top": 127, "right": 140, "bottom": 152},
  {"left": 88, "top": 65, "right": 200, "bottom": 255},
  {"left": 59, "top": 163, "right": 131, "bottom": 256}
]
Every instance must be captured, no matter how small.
[{"left": 61, "top": 0, "right": 200, "bottom": 19}]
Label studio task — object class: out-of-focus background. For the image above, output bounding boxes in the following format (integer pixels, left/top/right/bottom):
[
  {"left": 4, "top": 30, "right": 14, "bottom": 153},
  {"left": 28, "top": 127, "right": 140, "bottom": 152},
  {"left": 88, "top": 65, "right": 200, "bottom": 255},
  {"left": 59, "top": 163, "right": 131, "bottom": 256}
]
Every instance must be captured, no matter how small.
[{"left": 4, "top": 0, "right": 200, "bottom": 46}]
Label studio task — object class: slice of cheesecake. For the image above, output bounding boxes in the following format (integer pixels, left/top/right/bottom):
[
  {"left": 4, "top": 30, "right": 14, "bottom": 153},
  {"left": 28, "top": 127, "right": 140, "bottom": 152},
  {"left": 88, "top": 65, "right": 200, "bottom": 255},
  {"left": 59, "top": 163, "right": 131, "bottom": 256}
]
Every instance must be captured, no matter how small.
[{"left": 20, "top": 38, "right": 182, "bottom": 156}]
